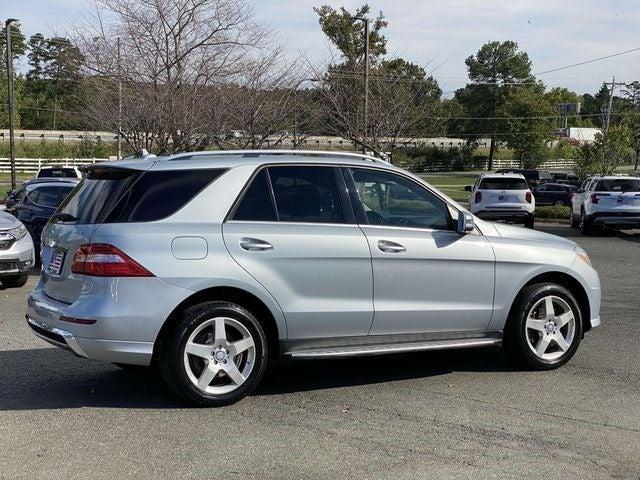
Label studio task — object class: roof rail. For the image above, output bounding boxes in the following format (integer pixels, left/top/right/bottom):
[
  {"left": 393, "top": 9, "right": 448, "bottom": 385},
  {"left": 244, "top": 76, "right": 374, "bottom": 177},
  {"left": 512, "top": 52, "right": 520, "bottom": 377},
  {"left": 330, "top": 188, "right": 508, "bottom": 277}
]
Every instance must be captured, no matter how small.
[{"left": 166, "top": 149, "right": 389, "bottom": 164}]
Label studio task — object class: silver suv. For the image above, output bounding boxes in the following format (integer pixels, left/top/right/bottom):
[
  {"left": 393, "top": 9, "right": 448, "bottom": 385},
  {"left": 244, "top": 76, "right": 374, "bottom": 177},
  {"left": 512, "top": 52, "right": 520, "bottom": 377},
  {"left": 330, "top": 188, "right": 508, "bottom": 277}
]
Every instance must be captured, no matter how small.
[{"left": 27, "top": 151, "right": 601, "bottom": 406}]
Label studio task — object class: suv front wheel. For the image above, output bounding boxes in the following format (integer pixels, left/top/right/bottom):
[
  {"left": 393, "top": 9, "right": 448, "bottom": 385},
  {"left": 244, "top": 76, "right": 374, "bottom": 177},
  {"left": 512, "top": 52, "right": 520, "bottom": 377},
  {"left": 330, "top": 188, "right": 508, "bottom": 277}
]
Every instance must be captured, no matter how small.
[
  {"left": 159, "top": 301, "right": 268, "bottom": 407},
  {"left": 504, "top": 283, "right": 582, "bottom": 370}
]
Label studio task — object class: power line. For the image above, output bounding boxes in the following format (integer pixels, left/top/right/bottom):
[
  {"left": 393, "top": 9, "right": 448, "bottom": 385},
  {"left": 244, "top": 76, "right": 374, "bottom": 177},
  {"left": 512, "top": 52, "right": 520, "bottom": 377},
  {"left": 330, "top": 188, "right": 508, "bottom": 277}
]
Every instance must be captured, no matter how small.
[{"left": 534, "top": 47, "right": 640, "bottom": 76}]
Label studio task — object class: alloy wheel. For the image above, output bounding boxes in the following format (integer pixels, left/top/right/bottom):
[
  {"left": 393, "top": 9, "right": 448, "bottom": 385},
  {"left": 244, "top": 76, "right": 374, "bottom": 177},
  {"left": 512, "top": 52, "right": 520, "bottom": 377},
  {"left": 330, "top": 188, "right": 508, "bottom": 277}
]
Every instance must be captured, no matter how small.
[
  {"left": 183, "top": 317, "right": 256, "bottom": 395},
  {"left": 525, "top": 295, "right": 576, "bottom": 361}
]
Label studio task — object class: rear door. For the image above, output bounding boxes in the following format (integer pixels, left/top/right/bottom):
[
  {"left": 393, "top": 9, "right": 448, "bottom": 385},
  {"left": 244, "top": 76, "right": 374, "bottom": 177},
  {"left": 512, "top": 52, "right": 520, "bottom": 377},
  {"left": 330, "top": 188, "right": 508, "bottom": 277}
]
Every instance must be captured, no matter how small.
[
  {"left": 346, "top": 167, "right": 495, "bottom": 335},
  {"left": 223, "top": 165, "right": 374, "bottom": 339}
]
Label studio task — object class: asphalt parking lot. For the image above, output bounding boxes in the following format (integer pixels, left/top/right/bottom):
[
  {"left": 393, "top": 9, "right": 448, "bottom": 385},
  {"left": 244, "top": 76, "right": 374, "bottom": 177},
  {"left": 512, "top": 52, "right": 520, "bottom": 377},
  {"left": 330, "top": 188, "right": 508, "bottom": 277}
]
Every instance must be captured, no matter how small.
[{"left": 1, "top": 224, "right": 639, "bottom": 479}]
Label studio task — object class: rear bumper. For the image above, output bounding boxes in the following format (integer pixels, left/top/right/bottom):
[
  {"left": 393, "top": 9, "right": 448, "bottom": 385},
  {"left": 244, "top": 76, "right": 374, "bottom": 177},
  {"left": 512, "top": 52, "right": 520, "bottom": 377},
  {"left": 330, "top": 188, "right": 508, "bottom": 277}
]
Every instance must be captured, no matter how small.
[
  {"left": 590, "top": 212, "right": 640, "bottom": 228},
  {"left": 475, "top": 210, "right": 533, "bottom": 222}
]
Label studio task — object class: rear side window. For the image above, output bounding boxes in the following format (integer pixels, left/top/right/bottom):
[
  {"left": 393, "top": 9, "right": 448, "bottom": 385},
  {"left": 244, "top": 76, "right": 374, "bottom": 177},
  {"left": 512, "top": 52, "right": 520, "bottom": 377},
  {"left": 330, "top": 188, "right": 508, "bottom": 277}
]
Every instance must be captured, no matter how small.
[
  {"left": 479, "top": 178, "right": 529, "bottom": 190},
  {"left": 56, "top": 168, "right": 224, "bottom": 224},
  {"left": 232, "top": 170, "right": 277, "bottom": 221},
  {"left": 594, "top": 179, "right": 640, "bottom": 192},
  {"left": 269, "top": 166, "right": 345, "bottom": 223},
  {"left": 28, "top": 185, "right": 74, "bottom": 208}
]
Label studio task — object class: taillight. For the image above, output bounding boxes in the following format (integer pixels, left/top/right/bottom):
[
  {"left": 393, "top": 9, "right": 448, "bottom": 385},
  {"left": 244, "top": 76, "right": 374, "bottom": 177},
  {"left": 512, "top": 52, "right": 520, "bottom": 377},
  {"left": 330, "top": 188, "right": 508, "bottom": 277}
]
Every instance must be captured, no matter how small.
[
  {"left": 591, "top": 194, "right": 609, "bottom": 205},
  {"left": 525, "top": 191, "right": 532, "bottom": 204},
  {"left": 475, "top": 191, "right": 482, "bottom": 203},
  {"left": 71, "top": 243, "right": 154, "bottom": 277}
]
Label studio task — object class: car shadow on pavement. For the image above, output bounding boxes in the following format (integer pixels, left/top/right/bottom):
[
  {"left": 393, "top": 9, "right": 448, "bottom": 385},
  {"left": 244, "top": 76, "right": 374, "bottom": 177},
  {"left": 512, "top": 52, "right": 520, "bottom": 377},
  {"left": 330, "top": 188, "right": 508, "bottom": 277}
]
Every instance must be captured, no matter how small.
[{"left": 0, "top": 345, "right": 515, "bottom": 410}]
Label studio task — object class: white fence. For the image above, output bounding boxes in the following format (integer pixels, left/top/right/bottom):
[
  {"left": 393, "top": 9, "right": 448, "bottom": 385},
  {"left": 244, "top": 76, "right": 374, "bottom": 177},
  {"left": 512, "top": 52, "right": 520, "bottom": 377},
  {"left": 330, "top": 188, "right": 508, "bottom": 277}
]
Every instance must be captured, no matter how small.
[{"left": 0, "top": 158, "right": 107, "bottom": 174}]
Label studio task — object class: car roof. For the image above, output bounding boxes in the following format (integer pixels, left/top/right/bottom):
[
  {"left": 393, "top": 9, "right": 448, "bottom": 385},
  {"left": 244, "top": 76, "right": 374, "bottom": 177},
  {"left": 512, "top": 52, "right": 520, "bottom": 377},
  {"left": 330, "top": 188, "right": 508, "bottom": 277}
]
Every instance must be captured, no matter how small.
[
  {"left": 39, "top": 165, "right": 79, "bottom": 169},
  {"left": 90, "top": 150, "right": 395, "bottom": 172},
  {"left": 479, "top": 173, "right": 527, "bottom": 180},
  {"left": 24, "top": 178, "right": 81, "bottom": 188}
]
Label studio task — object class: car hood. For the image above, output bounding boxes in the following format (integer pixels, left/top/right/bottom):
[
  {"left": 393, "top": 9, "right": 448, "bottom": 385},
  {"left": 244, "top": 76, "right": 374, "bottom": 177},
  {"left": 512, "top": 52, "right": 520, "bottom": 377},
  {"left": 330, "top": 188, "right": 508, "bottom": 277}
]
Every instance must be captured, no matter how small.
[
  {"left": 0, "top": 211, "right": 20, "bottom": 230},
  {"left": 485, "top": 221, "right": 577, "bottom": 249}
]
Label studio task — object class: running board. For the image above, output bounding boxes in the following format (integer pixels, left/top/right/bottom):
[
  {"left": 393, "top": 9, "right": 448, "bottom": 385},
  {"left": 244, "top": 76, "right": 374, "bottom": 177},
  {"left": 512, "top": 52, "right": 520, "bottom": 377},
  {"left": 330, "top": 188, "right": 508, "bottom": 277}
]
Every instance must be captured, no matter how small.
[{"left": 286, "top": 337, "right": 501, "bottom": 359}]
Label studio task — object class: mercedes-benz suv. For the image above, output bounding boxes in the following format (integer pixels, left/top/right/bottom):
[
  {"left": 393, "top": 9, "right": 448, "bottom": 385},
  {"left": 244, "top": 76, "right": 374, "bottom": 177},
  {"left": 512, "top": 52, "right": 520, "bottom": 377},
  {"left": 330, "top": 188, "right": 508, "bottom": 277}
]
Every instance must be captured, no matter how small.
[{"left": 26, "top": 151, "right": 601, "bottom": 406}]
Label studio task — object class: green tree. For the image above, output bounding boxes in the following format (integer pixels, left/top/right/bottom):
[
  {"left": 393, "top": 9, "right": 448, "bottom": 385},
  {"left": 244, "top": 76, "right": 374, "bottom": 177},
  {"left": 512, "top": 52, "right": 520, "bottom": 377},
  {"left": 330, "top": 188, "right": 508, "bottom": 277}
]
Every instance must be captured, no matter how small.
[
  {"left": 454, "top": 41, "right": 540, "bottom": 169},
  {"left": 0, "top": 22, "right": 26, "bottom": 128},
  {"left": 498, "top": 88, "right": 555, "bottom": 167},
  {"left": 544, "top": 87, "right": 591, "bottom": 128},
  {"left": 622, "top": 81, "right": 640, "bottom": 170},
  {"left": 575, "top": 125, "right": 633, "bottom": 177}
]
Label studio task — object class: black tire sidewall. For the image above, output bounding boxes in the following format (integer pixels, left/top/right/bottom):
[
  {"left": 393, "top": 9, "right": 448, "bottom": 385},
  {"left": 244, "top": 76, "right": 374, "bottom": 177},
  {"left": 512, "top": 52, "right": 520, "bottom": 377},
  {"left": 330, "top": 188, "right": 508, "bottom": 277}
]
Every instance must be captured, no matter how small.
[
  {"left": 506, "top": 284, "right": 583, "bottom": 370},
  {"left": 160, "top": 302, "right": 268, "bottom": 407},
  {"left": 1, "top": 274, "right": 28, "bottom": 288}
]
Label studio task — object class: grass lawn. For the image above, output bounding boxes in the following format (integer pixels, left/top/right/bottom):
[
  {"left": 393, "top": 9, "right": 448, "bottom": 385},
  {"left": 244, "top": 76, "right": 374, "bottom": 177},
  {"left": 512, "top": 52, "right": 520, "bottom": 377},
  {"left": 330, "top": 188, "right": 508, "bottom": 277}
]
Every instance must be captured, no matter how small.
[{"left": 419, "top": 172, "right": 480, "bottom": 202}]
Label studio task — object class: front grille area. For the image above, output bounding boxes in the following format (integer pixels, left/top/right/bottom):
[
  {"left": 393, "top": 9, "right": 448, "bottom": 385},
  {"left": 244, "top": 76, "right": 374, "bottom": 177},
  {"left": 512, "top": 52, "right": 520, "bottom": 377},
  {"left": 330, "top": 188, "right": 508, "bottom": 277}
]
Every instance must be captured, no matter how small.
[{"left": 0, "top": 261, "right": 17, "bottom": 272}]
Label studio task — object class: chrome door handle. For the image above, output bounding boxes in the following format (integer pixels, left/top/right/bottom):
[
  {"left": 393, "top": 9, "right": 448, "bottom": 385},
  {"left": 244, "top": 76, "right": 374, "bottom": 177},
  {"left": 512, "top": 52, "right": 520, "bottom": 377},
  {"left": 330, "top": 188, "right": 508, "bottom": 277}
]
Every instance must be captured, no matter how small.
[
  {"left": 378, "top": 240, "right": 406, "bottom": 254},
  {"left": 240, "top": 238, "right": 273, "bottom": 251}
]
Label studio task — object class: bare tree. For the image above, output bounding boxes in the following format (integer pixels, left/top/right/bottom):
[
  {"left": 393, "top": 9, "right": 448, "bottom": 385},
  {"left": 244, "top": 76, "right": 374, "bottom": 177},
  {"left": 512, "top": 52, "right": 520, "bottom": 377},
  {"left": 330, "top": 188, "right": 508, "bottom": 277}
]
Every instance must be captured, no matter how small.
[{"left": 75, "top": 0, "right": 268, "bottom": 155}]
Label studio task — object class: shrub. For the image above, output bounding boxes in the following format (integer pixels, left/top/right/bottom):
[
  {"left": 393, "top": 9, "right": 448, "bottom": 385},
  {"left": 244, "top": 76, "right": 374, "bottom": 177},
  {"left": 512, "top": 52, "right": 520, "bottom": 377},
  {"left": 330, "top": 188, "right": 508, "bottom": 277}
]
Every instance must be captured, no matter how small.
[{"left": 536, "top": 206, "right": 570, "bottom": 219}]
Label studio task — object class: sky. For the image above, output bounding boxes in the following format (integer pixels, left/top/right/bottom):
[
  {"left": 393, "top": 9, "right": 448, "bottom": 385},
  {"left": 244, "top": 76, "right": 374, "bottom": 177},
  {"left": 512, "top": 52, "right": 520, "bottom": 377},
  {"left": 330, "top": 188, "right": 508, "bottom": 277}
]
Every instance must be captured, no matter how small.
[{"left": 5, "top": 0, "right": 640, "bottom": 97}]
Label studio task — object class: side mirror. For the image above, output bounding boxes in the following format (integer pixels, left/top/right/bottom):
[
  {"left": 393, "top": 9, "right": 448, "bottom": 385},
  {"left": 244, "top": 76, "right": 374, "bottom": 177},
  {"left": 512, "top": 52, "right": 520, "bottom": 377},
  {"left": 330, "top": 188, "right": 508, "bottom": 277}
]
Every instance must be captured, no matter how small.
[
  {"left": 464, "top": 185, "right": 472, "bottom": 192},
  {"left": 457, "top": 211, "right": 475, "bottom": 234}
]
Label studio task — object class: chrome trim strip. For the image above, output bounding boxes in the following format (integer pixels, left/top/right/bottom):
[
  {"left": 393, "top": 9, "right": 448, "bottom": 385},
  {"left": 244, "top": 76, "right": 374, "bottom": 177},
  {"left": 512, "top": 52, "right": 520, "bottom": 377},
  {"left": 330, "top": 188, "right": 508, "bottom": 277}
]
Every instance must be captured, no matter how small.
[
  {"left": 26, "top": 316, "right": 87, "bottom": 358},
  {"left": 287, "top": 337, "right": 501, "bottom": 359}
]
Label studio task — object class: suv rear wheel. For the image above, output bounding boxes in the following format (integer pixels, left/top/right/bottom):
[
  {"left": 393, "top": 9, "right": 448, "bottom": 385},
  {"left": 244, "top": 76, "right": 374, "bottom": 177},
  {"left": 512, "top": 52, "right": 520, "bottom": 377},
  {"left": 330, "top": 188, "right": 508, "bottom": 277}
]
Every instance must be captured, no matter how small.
[
  {"left": 159, "top": 301, "right": 268, "bottom": 407},
  {"left": 580, "top": 209, "right": 593, "bottom": 235},
  {"left": 504, "top": 283, "right": 582, "bottom": 370}
]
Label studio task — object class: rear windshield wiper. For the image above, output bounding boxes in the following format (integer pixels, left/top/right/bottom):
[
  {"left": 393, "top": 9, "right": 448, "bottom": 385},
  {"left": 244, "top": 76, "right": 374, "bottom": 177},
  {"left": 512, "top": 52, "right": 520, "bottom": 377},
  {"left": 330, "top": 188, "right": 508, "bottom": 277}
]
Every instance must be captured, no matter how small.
[{"left": 50, "top": 212, "right": 78, "bottom": 223}]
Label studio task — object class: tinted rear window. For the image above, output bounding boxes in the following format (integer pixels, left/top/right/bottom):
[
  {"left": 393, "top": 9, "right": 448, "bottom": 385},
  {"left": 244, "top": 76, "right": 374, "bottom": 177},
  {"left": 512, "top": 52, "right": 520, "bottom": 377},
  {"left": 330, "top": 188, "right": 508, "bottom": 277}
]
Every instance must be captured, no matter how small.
[
  {"left": 594, "top": 179, "right": 640, "bottom": 192},
  {"left": 28, "top": 185, "right": 75, "bottom": 208},
  {"left": 232, "top": 170, "right": 277, "bottom": 221},
  {"left": 479, "top": 178, "right": 529, "bottom": 190},
  {"left": 56, "top": 168, "right": 224, "bottom": 224},
  {"left": 38, "top": 168, "right": 78, "bottom": 178}
]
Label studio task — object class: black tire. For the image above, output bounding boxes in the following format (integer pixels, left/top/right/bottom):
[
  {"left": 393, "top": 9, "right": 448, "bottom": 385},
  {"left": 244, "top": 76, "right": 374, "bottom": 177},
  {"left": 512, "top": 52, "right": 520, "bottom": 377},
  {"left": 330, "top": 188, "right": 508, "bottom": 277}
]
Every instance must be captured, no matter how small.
[
  {"left": 580, "top": 209, "right": 592, "bottom": 235},
  {"left": 1, "top": 273, "right": 28, "bottom": 288},
  {"left": 504, "top": 283, "right": 583, "bottom": 370},
  {"left": 524, "top": 215, "right": 535, "bottom": 229},
  {"left": 158, "top": 301, "right": 268, "bottom": 407},
  {"left": 570, "top": 212, "right": 579, "bottom": 228}
]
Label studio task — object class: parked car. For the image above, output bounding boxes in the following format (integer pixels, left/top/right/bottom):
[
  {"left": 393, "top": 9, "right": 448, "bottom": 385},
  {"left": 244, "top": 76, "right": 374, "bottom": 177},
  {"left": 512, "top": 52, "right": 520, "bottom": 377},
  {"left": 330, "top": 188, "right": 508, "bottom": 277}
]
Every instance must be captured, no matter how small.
[
  {"left": 5, "top": 178, "right": 80, "bottom": 256},
  {"left": 26, "top": 151, "right": 601, "bottom": 407},
  {"left": 571, "top": 175, "right": 640, "bottom": 234},
  {"left": 495, "top": 168, "right": 552, "bottom": 188},
  {"left": 533, "top": 183, "right": 577, "bottom": 206},
  {"left": 550, "top": 172, "right": 581, "bottom": 188},
  {"left": 0, "top": 211, "right": 35, "bottom": 288},
  {"left": 35, "top": 165, "right": 83, "bottom": 179},
  {"left": 466, "top": 173, "right": 535, "bottom": 228}
]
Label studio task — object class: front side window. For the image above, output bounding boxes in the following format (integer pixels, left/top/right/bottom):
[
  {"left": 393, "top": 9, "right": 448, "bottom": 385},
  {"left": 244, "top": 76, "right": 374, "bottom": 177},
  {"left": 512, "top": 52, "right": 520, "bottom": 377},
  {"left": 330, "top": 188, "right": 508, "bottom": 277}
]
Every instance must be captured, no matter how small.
[
  {"left": 349, "top": 168, "right": 451, "bottom": 230},
  {"left": 268, "top": 166, "right": 345, "bottom": 224}
]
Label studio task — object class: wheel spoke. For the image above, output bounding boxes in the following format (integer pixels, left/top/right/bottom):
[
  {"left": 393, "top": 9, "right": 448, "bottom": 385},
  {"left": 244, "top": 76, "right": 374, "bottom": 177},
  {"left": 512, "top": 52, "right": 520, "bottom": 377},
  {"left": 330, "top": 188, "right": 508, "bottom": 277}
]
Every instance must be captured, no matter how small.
[
  {"left": 544, "top": 297, "right": 555, "bottom": 318},
  {"left": 554, "top": 333, "right": 570, "bottom": 352},
  {"left": 214, "top": 318, "right": 227, "bottom": 344},
  {"left": 185, "top": 342, "right": 213, "bottom": 360},
  {"left": 224, "top": 364, "right": 246, "bottom": 386},
  {"left": 229, "top": 337, "right": 254, "bottom": 356},
  {"left": 556, "top": 311, "right": 574, "bottom": 328},
  {"left": 535, "top": 335, "right": 551, "bottom": 356},
  {"left": 197, "top": 364, "right": 220, "bottom": 389},
  {"left": 526, "top": 318, "right": 546, "bottom": 332}
]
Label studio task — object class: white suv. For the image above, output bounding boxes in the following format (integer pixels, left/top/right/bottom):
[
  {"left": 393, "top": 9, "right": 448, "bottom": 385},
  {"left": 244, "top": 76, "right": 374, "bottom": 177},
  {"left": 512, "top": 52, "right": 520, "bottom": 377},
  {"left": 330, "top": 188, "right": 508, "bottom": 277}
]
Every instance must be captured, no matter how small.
[
  {"left": 571, "top": 175, "right": 640, "bottom": 234},
  {"left": 466, "top": 173, "right": 535, "bottom": 228}
]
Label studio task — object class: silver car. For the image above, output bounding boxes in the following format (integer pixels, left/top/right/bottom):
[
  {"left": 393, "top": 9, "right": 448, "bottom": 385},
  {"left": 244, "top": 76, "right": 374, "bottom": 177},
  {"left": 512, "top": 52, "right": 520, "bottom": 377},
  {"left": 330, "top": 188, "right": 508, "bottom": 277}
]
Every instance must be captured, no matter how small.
[
  {"left": 26, "top": 151, "right": 601, "bottom": 406},
  {"left": 0, "top": 211, "right": 35, "bottom": 287}
]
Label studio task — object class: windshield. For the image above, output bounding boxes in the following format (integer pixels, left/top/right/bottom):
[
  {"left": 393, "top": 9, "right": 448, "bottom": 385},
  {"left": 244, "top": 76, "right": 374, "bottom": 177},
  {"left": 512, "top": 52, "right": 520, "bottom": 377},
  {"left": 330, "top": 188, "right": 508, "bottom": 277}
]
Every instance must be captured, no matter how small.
[
  {"left": 479, "top": 178, "right": 529, "bottom": 190},
  {"left": 594, "top": 179, "right": 640, "bottom": 192}
]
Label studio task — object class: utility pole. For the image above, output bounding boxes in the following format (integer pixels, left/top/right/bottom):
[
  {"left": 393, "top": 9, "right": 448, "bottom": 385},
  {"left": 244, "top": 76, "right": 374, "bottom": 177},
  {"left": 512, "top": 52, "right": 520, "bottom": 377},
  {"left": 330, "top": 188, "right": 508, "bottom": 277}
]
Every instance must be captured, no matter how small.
[
  {"left": 604, "top": 76, "right": 616, "bottom": 131},
  {"left": 117, "top": 36, "right": 122, "bottom": 160},
  {"left": 5, "top": 18, "right": 18, "bottom": 191},
  {"left": 354, "top": 16, "right": 369, "bottom": 154}
]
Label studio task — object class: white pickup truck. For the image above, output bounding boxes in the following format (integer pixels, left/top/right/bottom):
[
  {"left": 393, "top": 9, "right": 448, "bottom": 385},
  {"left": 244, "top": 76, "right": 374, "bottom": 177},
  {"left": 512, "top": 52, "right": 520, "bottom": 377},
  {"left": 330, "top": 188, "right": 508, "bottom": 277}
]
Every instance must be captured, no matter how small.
[{"left": 571, "top": 175, "right": 640, "bottom": 234}]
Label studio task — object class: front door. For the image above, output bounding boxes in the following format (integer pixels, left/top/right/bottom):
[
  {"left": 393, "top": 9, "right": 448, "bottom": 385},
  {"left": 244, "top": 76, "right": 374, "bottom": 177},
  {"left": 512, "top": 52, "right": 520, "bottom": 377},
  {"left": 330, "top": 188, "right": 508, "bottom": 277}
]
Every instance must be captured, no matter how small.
[
  {"left": 223, "top": 165, "right": 374, "bottom": 339},
  {"left": 346, "top": 167, "right": 496, "bottom": 335}
]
